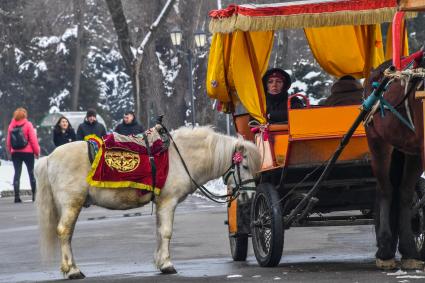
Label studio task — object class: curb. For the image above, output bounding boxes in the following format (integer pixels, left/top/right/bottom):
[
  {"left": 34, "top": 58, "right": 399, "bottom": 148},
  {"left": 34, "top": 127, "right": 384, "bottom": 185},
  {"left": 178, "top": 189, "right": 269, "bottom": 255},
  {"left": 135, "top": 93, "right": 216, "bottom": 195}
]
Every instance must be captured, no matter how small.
[{"left": 0, "top": 190, "right": 32, "bottom": 198}]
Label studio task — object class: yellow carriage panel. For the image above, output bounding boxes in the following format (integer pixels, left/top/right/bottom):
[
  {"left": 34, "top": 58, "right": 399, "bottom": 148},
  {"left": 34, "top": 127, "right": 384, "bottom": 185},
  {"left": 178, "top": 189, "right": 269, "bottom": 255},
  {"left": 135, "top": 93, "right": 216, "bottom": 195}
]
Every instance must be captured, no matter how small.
[
  {"left": 273, "top": 134, "right": 289, "bottom": 166},
  {"left": 248, "top": 106, "right": 371, "bottom": 170},
  {"left": 288, "top": 105, "right": 365, "bottom": 139},
  {"left": 286, "top": 136, "right": 369, "bottom": 166},
  {"left": 228, "top": 196, "right": 238, "bottom": 234},
  {"left": 286, "top": 105, "right": 369, "bottom": 166},
  {"left": 234, "top": 114, "right": 255, "bottom": 142}
]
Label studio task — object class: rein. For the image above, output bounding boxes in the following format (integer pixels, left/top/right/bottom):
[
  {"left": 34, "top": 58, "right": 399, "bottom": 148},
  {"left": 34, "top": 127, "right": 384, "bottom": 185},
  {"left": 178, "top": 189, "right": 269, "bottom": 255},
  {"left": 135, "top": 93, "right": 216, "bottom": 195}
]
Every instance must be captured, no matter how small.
[
  {"left": 384, "top": 67, "right": 425, "bottom": 109},
  {"left": 375, "top": 55, "right": 425, "bottom": 131},
  {"left": 159, "top": 123, "right": 255, "bottom": 204},
  {"left": 365, "top": 66, "right": 425, "bottom": 131}
]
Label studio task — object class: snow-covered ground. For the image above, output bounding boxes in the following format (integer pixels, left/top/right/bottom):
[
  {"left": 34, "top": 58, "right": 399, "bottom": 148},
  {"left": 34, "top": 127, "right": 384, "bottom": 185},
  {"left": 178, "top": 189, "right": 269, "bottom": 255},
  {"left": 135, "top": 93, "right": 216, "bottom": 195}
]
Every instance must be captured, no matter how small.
[
  {"left": 0, "top": 159, "right": 226, "bottom": 196},
  {"left": 0, "top": 159, "right": 32, "bottom": 194}
]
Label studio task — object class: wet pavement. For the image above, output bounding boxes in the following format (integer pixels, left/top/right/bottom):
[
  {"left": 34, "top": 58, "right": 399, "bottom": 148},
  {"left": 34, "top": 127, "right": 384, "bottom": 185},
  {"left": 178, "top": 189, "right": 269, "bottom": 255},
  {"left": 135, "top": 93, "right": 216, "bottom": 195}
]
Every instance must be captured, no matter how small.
[{"left": 1, "top": 195, "right": 425, "bottom": 282}]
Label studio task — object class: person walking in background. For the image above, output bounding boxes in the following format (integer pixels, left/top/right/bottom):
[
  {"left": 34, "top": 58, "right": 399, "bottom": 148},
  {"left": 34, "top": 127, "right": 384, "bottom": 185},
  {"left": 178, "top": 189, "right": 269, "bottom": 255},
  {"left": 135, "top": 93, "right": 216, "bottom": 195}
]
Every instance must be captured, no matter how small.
[
  {"left": 114, "top": 110, "right": 144, "bottom": 136},
  {"left": 76, "top": 108, "right": 106, "bottom": 140},
  {"left": 6, "top": 107, "right": 40, "bottom": 203},
  {"left": 53, "top": 116, "right": 76, "bottom": 147}
]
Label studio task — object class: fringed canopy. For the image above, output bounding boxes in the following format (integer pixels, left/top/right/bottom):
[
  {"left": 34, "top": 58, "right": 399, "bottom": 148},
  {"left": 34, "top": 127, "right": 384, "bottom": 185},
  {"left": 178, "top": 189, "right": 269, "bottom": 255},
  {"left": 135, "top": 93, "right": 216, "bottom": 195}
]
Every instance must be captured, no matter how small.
[{"left": 209, "top": 0, "right": 416, "bottom": 33}]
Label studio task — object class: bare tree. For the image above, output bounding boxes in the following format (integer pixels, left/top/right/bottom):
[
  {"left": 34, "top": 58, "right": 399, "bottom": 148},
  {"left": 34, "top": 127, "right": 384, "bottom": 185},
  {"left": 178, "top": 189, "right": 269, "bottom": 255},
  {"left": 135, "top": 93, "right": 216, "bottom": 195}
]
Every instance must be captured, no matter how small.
[{"left": 104, "top": 0, "right": 175, "bottom": 120}]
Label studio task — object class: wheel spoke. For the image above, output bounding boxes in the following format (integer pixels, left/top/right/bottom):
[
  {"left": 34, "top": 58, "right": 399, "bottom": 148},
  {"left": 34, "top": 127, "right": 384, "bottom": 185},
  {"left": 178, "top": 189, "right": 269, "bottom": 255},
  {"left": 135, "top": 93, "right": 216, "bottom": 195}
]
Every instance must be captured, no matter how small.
[
  {"left": 252, "top": 184, "right": 284, "bottom": 267},
  {"left": 253, "top": 194, "right": 274, "bottom": 255}
]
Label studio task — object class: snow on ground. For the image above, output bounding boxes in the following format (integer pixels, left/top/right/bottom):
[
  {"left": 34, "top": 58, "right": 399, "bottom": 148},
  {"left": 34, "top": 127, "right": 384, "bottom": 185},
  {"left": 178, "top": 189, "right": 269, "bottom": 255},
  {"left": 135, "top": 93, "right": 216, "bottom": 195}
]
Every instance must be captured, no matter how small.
[
  {"left": 201, "top": 178, "right": 226, "bottom": 197},
  {"left": 0, "top": 159, "right": 32, "bottom": 194},
  {"left": 0, "top": 159, "right": 227, "bottom": 196}
]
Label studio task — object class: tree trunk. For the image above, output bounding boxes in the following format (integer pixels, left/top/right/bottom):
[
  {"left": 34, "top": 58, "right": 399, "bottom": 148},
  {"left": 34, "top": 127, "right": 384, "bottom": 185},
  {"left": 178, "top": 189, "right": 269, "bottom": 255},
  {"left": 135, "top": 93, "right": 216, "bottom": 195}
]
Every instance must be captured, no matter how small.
[
  {"left": 71, "top": 0, "right": 84, "bottom": 110},
  {"left": 105, "top": 0, "right": 175, "bottom": 122}
]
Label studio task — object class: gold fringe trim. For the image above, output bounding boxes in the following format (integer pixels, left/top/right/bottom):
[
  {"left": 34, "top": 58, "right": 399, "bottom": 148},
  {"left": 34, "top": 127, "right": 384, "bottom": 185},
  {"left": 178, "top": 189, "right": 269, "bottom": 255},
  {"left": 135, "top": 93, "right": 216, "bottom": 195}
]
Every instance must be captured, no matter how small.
[
  {"left": 209, "top": 8, "right": 417, "bottom": 33},
  {"left": 87, "top": 179, "right": 162, "bottom": 195}
]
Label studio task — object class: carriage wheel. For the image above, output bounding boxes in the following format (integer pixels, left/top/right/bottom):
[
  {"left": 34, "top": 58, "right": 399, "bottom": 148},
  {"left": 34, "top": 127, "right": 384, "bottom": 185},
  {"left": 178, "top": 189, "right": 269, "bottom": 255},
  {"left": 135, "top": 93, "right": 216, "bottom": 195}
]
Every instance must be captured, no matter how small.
[
  {"left": 412, "top": 178, "right": 425, "bottom": 260},
  {"left": 229, "top": 235, "right": 248, "bottom": 261},
  {"left": 251, "top": 183, "right": 283, "bottom": 267}
]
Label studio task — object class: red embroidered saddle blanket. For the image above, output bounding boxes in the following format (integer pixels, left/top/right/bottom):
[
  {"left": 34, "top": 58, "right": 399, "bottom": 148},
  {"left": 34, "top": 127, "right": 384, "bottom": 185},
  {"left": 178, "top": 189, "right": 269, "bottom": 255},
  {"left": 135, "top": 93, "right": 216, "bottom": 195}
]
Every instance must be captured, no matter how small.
[{"left": 86, "top": 125, "right": 169, "bottom": 195}]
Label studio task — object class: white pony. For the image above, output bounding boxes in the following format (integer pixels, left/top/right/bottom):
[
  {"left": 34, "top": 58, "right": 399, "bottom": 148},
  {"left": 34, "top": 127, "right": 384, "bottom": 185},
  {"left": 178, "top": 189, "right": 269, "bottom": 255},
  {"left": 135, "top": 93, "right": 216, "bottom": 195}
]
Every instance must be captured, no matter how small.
[{"left": 35, "top": 126, "right": 261, "bottom": 279}]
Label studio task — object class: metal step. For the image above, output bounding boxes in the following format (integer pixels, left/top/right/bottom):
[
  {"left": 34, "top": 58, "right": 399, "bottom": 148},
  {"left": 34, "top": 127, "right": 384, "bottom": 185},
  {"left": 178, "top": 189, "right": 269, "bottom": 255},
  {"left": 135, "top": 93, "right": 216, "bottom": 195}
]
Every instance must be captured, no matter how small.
[{"left": 291, "top": 214, "right": 374, "bottom": 227}]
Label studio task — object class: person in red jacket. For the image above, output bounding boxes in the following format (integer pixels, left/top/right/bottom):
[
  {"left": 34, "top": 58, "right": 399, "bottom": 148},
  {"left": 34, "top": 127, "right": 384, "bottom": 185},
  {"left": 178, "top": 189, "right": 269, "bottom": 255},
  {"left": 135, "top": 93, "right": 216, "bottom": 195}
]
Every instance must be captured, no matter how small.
[{"left": 6, "top": 107, "right": 40, "bottom": 203}]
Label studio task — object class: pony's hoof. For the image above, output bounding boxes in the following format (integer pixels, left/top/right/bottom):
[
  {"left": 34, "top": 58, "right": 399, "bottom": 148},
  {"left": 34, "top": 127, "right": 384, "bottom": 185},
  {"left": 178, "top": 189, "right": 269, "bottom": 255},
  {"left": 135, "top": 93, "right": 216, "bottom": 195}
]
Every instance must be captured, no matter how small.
[
  {"left": 160, "top": 266, "right": 177, "bottom": 274},
  {"left": 401, "top": 259, "right": 424, "bottom": 270},
  {"left": 67, "top": 269, "right": 86, "bottom": 280},
  {"left": 376, "top": 258, "right": 397, "bottom": 270}
]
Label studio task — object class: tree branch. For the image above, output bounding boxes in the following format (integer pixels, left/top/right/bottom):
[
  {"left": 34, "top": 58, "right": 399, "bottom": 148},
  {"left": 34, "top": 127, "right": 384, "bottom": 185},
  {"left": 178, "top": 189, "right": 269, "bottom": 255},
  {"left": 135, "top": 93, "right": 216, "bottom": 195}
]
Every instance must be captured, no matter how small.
[{"left": 135, "top": 0, "right": 175, "bottom": 58}]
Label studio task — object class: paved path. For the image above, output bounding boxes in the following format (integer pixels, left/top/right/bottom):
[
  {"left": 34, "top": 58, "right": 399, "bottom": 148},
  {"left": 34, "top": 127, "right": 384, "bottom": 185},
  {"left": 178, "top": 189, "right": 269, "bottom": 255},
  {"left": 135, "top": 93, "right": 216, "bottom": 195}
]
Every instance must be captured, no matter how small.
[{"left": 1, "top": 195, "right": 425, "bottom": 282}]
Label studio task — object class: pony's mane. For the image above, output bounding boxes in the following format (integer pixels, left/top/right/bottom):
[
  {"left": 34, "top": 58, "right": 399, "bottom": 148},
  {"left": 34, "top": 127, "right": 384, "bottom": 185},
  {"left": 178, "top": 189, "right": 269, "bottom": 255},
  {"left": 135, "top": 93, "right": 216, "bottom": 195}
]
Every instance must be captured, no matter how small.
[
  {"left": 172, "top": 126, "right": 261, "bottom": 177},
  {"left": 369, "top": 59, "right": 392, "bottom": 83}
]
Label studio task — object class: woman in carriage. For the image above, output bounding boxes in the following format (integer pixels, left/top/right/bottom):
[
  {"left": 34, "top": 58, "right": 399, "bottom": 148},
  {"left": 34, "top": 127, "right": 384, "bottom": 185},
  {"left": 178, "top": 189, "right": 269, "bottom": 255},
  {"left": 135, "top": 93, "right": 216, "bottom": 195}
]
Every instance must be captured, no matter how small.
[{"left": 263, "top": 68, "right": 304, "bottom": 123}]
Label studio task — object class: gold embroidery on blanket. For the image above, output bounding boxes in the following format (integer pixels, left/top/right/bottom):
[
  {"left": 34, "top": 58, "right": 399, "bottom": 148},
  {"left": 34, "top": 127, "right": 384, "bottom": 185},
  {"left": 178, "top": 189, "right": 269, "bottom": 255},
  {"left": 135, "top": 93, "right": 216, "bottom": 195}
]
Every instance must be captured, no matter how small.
[{"left": 105, "top": 149, "right": 140, "bottom": 173}]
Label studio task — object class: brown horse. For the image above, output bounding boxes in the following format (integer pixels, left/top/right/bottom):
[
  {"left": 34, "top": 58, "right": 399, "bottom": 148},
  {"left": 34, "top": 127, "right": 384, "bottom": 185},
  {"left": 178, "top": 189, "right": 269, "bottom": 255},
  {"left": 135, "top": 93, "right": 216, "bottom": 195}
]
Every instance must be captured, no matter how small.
[{"left": 365, "top": 60, "right": 425, "bottom": 270}]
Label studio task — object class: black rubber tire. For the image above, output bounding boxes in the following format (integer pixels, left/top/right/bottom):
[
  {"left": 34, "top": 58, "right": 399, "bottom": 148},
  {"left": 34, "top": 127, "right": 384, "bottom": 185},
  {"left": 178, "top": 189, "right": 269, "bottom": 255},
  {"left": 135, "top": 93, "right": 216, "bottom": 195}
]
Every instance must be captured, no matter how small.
[
  {"left": 229, "top": 235, "right": 248, "bottom": 261},
  {"left": 251, "top": 182, "right": 283, "bottom": 267},
  {"left": 412, "top": 178, "right": 425, "bottom": 260}
]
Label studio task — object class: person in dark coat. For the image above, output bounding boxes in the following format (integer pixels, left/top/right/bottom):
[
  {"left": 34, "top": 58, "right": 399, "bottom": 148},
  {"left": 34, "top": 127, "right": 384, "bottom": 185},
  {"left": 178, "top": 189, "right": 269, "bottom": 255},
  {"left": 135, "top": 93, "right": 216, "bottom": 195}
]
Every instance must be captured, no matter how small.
[
  {"left": 53, "top": 116, "right": 76, "bottom": 147},
  {"left": 324, "top": 75, "right": 364, "bottom": 106},
  {"left": 263, "top": 68, "right": 304, "bottom": 123},
  {"left": 76, "top": 108, "right": 107, "bottom": 140},
  {"left": 114, "top": 111, "right": 144, "bottom": 136}
]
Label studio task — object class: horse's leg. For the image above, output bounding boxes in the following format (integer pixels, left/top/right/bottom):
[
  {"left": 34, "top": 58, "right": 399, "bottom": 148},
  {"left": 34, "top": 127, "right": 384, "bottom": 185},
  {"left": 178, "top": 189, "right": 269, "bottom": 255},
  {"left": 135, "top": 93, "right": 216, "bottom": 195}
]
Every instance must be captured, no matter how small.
[
  {"left": 398, "top": 153, "right": 423, "bottom": 269},
  {"left": 155, "top": 196, "right": 178, "bottom": 274},
  {"left": 388, "top": 149, "right": 403, "bottom": 256},
  {"left": 57, "top": 201, "right": 85, "bottom": 279},
  {"left": 370, "top": 142, "right": 398, "bottom": 269}
]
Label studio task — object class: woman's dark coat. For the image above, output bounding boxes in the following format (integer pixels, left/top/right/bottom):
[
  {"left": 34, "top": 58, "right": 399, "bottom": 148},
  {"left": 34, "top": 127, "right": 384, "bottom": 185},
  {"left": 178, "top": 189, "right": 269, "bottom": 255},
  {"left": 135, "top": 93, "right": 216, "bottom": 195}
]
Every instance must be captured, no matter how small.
[
  {"left": 53, "top": 128, "right": 77, "bottom": 147},
  {"left": 266, "top": 93, "right": 303, "bottom": 123}
]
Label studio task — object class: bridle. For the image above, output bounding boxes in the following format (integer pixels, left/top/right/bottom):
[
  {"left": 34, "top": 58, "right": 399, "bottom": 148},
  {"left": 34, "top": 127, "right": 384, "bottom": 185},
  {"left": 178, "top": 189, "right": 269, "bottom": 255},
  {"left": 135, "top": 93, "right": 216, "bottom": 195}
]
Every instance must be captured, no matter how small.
[
  {"left": 222, "top": 151, "right": 257, "bottom": 194},
  {"left": 181, "top": 146, "right": 256, "bottom": 204},
  {"left": 161, "top": 124, "right": 256, "bottom": 204},
  {"left": 198, "top": 150, "right": 257, "bottom": 204}
]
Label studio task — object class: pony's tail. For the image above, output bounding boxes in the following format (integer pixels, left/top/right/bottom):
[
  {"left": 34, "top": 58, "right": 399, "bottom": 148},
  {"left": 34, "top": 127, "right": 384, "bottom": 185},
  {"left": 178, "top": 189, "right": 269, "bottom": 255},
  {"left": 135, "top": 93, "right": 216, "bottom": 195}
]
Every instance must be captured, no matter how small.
[{"left": 35, "top": 156, "right": 59, "bottom": 261}]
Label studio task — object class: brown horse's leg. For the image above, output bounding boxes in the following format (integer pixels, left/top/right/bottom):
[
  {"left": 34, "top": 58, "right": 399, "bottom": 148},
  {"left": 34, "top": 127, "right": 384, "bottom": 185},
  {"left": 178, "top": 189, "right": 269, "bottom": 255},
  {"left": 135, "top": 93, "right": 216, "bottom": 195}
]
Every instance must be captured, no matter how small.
[
  {"left": 57, "top": 202, "right": 85, "bottom": 279},
  {"left": 398, "top": 153, "right": 423, "bottom": 269},
  {"left": 369, "top": 140, "right": 398, "bottom": 266},
  {"left": 155, "top": 197, "right": 178, "bottom": 274}
]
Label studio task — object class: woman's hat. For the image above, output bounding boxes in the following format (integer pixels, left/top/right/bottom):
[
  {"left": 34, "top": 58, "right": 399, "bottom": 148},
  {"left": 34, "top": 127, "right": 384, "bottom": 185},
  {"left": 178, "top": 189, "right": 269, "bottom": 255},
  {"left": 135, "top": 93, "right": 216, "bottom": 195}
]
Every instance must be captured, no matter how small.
[{"left": 262, "top": 68, "right": 292, "bottom": 91}]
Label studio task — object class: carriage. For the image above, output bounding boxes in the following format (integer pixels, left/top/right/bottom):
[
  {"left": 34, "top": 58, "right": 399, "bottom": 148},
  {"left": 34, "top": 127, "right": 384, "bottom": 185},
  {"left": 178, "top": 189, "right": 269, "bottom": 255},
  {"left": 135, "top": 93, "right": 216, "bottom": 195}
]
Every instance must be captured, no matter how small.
[{"left": 206, "top": 0, "right": 425, "bottom": 267}]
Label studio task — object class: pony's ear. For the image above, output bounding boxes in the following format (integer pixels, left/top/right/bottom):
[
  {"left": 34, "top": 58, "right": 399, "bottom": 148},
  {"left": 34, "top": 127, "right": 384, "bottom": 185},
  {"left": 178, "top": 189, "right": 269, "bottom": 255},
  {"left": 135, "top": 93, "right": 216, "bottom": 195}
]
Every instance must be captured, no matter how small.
[{"left": 235, "top": 141, "right": 245, "bottom": 153}]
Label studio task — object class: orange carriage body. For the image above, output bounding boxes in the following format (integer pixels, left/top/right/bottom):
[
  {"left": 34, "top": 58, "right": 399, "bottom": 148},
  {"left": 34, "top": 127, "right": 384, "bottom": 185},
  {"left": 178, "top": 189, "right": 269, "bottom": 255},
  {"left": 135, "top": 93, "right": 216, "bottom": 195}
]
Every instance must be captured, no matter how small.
[
  {"left": 255, "top": 105, "right": 369, "bottom": 171},
  {"left": 208, "top": 0, "right": 416, "bottom": 239}
]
